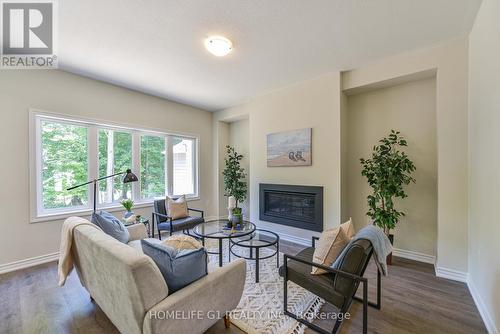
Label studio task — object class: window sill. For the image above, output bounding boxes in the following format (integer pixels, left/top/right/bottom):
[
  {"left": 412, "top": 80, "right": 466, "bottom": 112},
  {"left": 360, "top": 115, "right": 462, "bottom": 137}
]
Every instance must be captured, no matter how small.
[{"left": 30, "top": 196, "right": 201, "bottom": 223}]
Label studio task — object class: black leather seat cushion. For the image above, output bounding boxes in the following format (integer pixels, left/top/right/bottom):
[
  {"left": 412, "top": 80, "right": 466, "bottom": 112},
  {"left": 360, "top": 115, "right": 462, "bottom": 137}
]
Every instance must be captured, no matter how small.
[
  {"left": 279, "top": 247, "right": 345, "bottom": 307},
  {"left": 157, "top": 216, "right": 204, "bottom": 231},
  {"left": 279, "top": 239, "right": 373, "bottom": 309}
]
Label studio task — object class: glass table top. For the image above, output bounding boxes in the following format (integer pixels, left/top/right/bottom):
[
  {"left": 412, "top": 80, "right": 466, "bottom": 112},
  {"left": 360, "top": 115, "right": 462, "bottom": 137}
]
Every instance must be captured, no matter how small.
[
  {"left": 123, "top": 217, "right": 149, "bottom": 226},
  {"left": 193, "top": 219, "right": 256, "bottom": 239},
  {"left": 232, "top": 230, "right": 279, "bottom": 247}
]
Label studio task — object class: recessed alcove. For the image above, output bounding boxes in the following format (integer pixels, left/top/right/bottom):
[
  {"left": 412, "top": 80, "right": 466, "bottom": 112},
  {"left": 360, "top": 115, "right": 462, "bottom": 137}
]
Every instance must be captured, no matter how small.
[{"left": 341, "top": 70, "right": 438, "bottom": 259}]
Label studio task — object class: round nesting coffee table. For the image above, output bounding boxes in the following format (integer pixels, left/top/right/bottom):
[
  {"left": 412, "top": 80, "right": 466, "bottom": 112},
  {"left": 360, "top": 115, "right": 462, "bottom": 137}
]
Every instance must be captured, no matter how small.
[
  {"left": 193, "top": 219, "right": 256, "bottom": 267},
  {"left": 229, "top": 229, "right": 280, "bottom": 283}
]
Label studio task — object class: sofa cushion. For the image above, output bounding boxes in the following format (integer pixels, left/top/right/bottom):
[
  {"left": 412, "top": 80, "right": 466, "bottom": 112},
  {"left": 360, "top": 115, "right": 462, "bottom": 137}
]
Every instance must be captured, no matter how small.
[
  {"left": 311, "top": 225, "right": 349, "bottom": 275},
  {"left": 141, "top": 239, "right": 208, "bottom": 293},
  {"left": 157, "top": 216, "right": 205, "bottom": 231},
  {"left": 128, "top": 239, "right": 143, "bottom": 253},
  {"left": 162, "top": 235, "right": 203, "bottom": 250},
  {"left": 340, "top": 218, "right": 356, "bottom": 239},
  {"left": 91, "top": 211, "right": 129, "bottom": 243},
  {"left": 166, "top": 195, "right": 189, "bottom": 220},
  {"left": 279, "top": 247, "right": 345, "bottom": 307}
]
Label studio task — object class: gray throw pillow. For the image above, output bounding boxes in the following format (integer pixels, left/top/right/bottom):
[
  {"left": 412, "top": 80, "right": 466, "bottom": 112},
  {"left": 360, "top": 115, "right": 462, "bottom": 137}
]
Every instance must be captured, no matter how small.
[
  {"left": 141, "top": 238, "right": 207, "bottom": 293},
  {"left": 91, "top": 211, "right": 130, "bottom": 243}
]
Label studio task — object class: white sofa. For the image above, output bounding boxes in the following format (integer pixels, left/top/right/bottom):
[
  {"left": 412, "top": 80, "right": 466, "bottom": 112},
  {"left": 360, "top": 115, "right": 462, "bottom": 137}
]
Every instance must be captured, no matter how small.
[{"left": 67, "top": 217, "right": 246, "bottom": 334}]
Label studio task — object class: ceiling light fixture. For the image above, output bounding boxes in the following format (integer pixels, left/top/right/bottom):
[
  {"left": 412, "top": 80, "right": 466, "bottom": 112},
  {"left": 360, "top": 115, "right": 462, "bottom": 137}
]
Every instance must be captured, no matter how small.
[{"left": 205, "top": 36, "right": 233, "bottom": 57}]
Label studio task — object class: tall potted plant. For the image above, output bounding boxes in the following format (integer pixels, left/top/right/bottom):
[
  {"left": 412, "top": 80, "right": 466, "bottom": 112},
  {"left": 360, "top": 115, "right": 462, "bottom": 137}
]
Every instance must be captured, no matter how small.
[
  {"left": 360, "top": 130, "right": 416, "bottom": 264},
  {"left": 223, "top": 145, "right": 247, "bottom": 226}
]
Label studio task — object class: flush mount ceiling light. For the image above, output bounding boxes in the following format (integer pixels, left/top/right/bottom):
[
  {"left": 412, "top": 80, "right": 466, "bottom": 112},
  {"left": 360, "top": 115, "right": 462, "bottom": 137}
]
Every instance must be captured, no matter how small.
[{"left": 204, "top": 36, "right": 233, "bottom": 57}]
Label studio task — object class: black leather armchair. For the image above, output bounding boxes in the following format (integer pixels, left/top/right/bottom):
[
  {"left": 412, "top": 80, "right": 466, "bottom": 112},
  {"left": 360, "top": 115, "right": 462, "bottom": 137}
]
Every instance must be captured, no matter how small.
[
  {"left": 151, "top": 199, "right": 204, "bottom": 239},
  {"left": 279, "top": 237, "right": 381, "bottom": 334}
]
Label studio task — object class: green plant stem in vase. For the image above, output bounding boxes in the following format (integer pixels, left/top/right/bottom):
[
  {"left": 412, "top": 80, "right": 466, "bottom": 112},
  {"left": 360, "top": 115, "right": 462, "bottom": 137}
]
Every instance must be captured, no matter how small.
[{"left": 121, "top": 199, "right": 134, "bottom": 218}]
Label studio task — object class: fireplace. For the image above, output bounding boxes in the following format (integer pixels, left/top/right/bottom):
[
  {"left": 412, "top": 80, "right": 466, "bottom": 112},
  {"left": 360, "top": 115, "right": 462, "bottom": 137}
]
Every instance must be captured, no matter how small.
[{"left": 259, "top": 183, "right": 323, "bottom": 232}]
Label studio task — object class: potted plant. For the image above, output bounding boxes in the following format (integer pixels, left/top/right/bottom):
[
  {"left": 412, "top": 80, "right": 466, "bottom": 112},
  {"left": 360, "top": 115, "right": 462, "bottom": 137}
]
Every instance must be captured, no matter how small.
[
  {"left": 360, "top": 130, "right": 416, "bottom": 265},
  {"left": 223, "top": 145, "right": 247, "bottom": 227},
  {"left": 121, "top": 199, "right": 134, "bottom": 219}
]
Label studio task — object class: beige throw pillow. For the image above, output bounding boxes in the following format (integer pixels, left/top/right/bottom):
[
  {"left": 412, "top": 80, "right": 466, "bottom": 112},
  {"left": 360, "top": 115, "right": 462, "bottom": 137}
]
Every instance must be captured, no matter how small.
[
  {"left": 311, "top": 226, "right": 350, "bottom": 275},
  {"left": 340, "top": 218, "right": 356, "bottom": 239},
  {"left": 166, "top": 195, "right": 189, "bottom": 220},
  {"left": 162, "top": 235, "right": 203, "bottom": 250}
]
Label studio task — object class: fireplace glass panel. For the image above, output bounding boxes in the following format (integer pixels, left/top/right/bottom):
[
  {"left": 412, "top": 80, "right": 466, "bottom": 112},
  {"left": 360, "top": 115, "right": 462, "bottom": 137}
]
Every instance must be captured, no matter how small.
[{"left": 264, "top": 191, "right": 316, "bottom": 222}]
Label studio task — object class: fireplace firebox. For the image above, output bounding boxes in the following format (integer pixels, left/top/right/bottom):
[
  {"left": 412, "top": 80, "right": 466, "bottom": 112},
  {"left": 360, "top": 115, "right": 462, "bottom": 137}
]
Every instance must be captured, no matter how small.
[{"left": 259, "top": 183, "right": 323, "bottom": 232}]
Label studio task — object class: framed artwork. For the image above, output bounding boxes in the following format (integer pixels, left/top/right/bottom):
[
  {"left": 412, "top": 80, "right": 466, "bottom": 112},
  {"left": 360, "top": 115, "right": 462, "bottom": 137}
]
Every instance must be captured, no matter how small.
[{"left": 267, "top": 128, "right": 312, "bottom": 167}]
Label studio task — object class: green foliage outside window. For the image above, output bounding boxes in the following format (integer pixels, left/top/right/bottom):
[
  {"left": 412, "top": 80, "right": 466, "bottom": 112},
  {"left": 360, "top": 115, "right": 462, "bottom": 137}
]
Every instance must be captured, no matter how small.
[
  {"left": 41, "top": 121, "right": 88, "bottom": 209},
  {"left": 41, "top": 118, "right": 194, "bottom": 211},
  {"left": 141, "top": 135, "right": 166, "bottom": 199},
  {"left": 98, "top": 129, "right": 133, "bottom": 203}
]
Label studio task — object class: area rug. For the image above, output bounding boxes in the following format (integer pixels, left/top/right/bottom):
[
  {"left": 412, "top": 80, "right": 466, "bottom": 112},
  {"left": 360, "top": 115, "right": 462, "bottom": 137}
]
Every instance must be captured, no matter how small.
[{"left": 206, "top": 239, "right": 324, "bottom": 334}]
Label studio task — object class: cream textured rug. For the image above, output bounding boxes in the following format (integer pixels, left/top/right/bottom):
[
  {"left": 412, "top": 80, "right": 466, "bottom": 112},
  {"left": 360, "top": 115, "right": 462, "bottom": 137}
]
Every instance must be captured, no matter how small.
[{"left": 206, "top": 239, "right": 324, "bottom": 334}]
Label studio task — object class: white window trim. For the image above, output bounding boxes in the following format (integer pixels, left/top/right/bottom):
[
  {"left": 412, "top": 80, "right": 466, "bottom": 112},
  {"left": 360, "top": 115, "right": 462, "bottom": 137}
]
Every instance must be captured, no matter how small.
[{"left": 29, "top": 109, "right": 201, "bottom": 223}]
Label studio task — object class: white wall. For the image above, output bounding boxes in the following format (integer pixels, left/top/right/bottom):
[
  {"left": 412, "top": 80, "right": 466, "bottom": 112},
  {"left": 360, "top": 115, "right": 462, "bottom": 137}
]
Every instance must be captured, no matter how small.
[
  {"left": 215, "top": 73, "right": 342, "bottom": 243},
  {"left": 228, "top": 118, "right": 250, "bottom": 216},
  {"left": 0, "top": 70, "right": 214, "bottom": 268},
  {"left": 468, "top": 0, "right": 500, "bottom": 331},
  {"left": 215, "top": 121, "right": 230, "bottom": 216},
  {"left": 345, "top": 77, "right": 437, "bottom": 257},
  {"left": 343, "top": 37, "right": 469, "bottom": 274}
]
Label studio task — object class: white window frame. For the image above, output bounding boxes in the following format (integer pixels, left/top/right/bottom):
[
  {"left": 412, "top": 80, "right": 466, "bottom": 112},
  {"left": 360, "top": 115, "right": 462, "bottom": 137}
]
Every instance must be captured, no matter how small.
[{"left": 29, "top": 109, "right": 200, "bottom": 223}]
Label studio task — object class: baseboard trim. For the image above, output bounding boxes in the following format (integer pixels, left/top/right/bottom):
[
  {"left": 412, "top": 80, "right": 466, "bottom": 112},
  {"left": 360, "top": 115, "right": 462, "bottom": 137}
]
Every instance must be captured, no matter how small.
[
  {"left": 0, "top": 252, "right": 59, "bottom": 275},
  {"left": 392, "top": 248, "right": 436, "bottom": 264},
  {"left": 468, "top": 279, "right": 499, "bottom": 334},
  {"left": 275, "top": 231, "right": 311, "bottom": 246},
  {"left": 435, "top": 266, "right": 469, "bottom": 283}
]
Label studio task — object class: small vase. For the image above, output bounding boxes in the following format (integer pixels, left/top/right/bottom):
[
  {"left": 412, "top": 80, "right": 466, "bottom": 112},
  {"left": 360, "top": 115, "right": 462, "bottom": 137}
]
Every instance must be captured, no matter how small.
[
  {"left": 124, "top": 210, "right": 134, "bottom": 219},
  {"left": 231, "top": 214, "right": 242, "bottom": 226}
]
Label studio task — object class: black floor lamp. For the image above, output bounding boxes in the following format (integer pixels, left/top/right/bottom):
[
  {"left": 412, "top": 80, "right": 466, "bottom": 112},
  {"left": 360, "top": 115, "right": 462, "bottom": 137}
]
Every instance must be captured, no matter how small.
[{"left": 67, "top": 169, "right": 138, "bottom": 214}]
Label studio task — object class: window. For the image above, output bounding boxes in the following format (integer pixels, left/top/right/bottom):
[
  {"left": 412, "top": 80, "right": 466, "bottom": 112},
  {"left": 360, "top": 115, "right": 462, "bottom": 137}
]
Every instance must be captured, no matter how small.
[
  {"left": 32, "top": 112, "right": 199, "bottom": 220},
  {"left": 98, "top": 129, "right": 133, "bottom": 205},
  {"left": 140, "top": 134, "right": 166, "bottom": 199},
  {"left": 173, "top": 137, "right": 196, "bottom": 196},
  {"left": 40, "top": 120, "right": 89, "bottom": 212}
]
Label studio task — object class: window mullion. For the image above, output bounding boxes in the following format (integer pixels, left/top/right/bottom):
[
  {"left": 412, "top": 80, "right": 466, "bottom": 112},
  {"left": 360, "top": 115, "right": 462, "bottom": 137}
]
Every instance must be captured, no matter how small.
[
  {"left": 35, "top": 116, "right": 44, "bottom": 216},
  {"left": 194, "top": 138, "right": 199, "bottom": 197},
  {"left": 166, "top": 136, "right": 173, "bottom": 196},
  {"left": 88, "top": 126, "right": 98, "bottom": 210},
  {"left": 132, "top": 132, "right": 141, "bottom": 201}
]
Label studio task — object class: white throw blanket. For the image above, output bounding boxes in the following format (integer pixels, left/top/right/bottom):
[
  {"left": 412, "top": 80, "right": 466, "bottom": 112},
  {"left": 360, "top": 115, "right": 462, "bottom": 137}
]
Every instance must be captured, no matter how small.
[
  {"left": 58, "top": 216, "right": 101, "bottom": 286},
  {"left": 333, "top": 225, "right": 393, "bottom": 276}
]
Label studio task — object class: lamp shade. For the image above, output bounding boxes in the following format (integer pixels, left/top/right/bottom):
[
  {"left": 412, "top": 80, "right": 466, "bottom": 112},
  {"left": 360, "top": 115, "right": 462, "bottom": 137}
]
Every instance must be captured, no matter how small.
[{"left": 123, "top": 169, "right": 138, "bottom": 183}]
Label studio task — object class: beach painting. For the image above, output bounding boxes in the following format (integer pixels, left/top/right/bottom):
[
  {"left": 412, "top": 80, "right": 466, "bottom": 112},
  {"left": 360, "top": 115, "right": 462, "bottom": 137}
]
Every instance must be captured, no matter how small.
[{"left": 267, "top": 128, "right": 312, "bottom": 167}]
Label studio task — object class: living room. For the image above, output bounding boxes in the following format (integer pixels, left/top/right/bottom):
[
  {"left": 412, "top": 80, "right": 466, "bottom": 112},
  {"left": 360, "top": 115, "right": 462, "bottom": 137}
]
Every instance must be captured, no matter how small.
[{"left": 0, "top": 0, "right": 499, "bottom": 333}]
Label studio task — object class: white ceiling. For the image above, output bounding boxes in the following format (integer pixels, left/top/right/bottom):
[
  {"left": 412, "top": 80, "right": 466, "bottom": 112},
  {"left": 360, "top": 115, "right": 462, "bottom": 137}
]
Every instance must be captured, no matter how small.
[{"left": 59, "top": 0, "right": 481, "bottom": 111}]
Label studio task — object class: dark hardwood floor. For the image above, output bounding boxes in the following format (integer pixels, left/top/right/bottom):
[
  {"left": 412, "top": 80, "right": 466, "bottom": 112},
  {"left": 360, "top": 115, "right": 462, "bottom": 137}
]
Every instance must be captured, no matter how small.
[{"left": 0, "top": 240, "right": 486, "bottom": 334}]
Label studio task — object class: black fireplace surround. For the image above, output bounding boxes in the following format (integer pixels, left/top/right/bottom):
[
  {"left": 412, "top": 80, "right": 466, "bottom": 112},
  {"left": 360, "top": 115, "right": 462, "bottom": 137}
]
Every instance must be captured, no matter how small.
[{"left": 259, "top": 183, "right": 323, "bottom": 232}]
